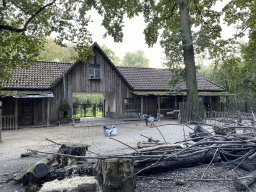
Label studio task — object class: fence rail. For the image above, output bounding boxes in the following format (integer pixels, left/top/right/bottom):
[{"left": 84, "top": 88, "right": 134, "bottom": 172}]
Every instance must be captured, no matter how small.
[{"left": 2, "top": 115, "right": 16, "bottom": 130}]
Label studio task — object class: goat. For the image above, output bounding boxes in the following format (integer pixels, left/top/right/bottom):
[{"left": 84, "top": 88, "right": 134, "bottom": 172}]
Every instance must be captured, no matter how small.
[
  {"left": 143, "top": 114, "right": 160, "bottom": 126},
  {"left": 103, "top": 125, "right": 117, "bottom": 136}
]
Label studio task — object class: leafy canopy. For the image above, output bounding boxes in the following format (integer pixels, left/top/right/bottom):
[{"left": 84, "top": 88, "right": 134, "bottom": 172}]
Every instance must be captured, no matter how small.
[
  {"left": 101, "top": 44, "right": 121, "bottom": 65},
  {"left": 37, "top": 38, "right": 77, "bottom": 63},
  {"left": 121, "top": 50, "right": 149, "bottom": 67},
  {"left": 0, "top": 0, "right": 94, "bottom": 85}
]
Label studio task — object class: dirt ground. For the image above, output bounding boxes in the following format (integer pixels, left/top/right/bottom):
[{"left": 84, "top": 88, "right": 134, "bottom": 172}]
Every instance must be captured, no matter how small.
[{"left": 0, "top": 118, "right": 255, "bottom": 191}]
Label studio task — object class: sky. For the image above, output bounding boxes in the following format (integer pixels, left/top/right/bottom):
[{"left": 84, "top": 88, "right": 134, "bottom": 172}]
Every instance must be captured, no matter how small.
[
  {"left": 87, "top": 9, "right": 166, "bottom": 68},
  {"left": 86, "top": 1, "right": 246, "bottom": 69}
]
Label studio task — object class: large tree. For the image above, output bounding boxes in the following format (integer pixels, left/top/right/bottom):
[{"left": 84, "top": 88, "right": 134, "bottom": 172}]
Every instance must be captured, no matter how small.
[
  {"left": 90, "top": 0, "right": 222, "bottom": 101},
  {"left": 0, "top": 0, "right": 93, "bottom": 86}
]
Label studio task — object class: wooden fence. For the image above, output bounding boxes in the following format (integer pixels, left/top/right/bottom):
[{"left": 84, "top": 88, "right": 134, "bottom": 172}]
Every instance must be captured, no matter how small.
[{"left": 1, "top": 115, "right": 16, "bottom": 130}]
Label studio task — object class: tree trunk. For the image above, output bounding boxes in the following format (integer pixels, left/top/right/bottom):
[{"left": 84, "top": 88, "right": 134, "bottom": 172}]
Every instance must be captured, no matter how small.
[
  {"left": 179, "top": 0, "right": 198, "bottom": 102},
  {"left": 93, "top": 158, "right": 136, "bottom": 192}
]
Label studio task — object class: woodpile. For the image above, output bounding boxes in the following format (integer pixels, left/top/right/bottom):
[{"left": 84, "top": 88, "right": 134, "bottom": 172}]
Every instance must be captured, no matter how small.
[{"left": 14, "top": 123, "right": 256, "bottom": 191}]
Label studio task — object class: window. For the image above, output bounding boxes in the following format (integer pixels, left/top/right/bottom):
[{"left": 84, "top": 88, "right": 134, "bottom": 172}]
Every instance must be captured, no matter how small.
[
  {"left": 124, "top": 98, "right": 141, "bottom": 110},
  {"left": 89, "top": 64, "right": 100, "bottom": 79}
]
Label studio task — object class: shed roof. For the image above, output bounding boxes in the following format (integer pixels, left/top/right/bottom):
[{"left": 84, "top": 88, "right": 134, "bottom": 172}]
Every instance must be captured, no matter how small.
[
  {"left": 2, "top": 61, "right": 73, "bottom": 90},
  {"left": 116, "top": 66, "right": 225, "bottom": 92}
]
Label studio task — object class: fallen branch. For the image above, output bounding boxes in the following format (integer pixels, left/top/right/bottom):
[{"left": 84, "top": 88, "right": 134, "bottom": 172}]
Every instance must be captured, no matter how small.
[{"left": 109, "top": 137, "right": 139, "bottom": 152}]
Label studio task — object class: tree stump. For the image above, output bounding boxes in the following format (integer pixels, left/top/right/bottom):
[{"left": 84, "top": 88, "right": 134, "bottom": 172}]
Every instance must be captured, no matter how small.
[
  {"left": 93, "top": 158, "right": 136, "bottom": 192},
  {"left": 58, "top": 143, "right": 89, "bottom": 167}
]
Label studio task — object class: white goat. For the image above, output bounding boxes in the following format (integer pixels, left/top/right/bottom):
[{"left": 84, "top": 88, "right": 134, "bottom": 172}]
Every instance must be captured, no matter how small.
[{"left": 103, "top": 125, "right": 117, "bottom": 136}]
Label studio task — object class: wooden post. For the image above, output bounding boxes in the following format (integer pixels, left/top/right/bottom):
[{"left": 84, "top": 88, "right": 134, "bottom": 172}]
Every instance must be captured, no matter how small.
[
  {"left": 175, "top": 96, "right": 178, "bottom": 110},
  {"left": 0, "top": 101, "right": 2, "bottom": 141},
  {"left": 47, "top": 98, "right": 50, "bottom": 127},
  {"left": 157, "top": 96, "right": 161, "bottom": 118},
  {"left": 15, "top": 98, "right": 18, "bottom": 129},
  {"left": 93, "top": 158, "right": 136, "bottom": 192},
  {"left": 140, "top": 96, "right": 143, "bottom": 118}
]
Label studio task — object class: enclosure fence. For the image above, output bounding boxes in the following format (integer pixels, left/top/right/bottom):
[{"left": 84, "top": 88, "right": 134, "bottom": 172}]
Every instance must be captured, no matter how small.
[{"left": 179, "top": 101, "right": 256, "bottom": 126}]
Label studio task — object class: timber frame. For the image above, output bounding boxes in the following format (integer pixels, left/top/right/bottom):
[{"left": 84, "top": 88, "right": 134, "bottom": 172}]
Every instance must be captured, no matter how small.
[{"left": 0, "top": 42, "right": 227, "bottom": 129}]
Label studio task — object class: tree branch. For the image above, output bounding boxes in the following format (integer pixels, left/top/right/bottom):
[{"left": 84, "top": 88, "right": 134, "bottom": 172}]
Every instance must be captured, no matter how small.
[{"left": 0, "top": 0, "right": 57, "bottom": 32}]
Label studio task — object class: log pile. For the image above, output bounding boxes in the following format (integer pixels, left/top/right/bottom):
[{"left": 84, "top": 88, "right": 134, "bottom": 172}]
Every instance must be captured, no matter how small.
[{"left": 14, "top": 123, "right": 256, "bottom": 191}]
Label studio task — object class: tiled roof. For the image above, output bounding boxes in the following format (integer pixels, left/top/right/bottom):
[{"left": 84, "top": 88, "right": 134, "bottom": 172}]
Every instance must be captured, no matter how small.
[
  {"left": 2, "top": 61, "right": 73, "bottom": 89},
  {"left": 116, "top": 66, "right": 225, "bottom": 92}
]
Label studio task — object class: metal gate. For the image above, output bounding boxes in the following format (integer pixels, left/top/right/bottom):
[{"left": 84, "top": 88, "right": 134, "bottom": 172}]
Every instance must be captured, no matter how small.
[{"left": 73, "top": 103, "right": 103, "bottom": 117}]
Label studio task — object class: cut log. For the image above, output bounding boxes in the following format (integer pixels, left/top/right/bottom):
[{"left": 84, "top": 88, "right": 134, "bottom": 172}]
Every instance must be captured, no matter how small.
[
  {"left": 233, "top": 170, "right": 256, "bottom": 190},
  {"left": 57, "top": 143, "right": 89, "bottom": 167},
  {"left": 136, "top": 150, "right": 220, "bottom": 175},
  {"left": 93, "top": 158, "right": 136, "bottom": 192},
  {"left": 15, "top": 154, "right": 55, "bottom": 183},
  {"left": 39, "top": 176, "right": 101, "bottom": 192}
]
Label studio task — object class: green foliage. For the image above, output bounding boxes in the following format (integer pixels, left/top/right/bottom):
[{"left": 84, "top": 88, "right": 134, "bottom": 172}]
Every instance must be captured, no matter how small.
[
  {"left": 101, "top": 44, "right": 121, "bottom": 65},
  {"left": 37, "top": 38, "right": 77, "bottom": 62},
  {"left": 0, "top": 0, "right": 94, "bottom": 85},
  {"left": 120, "top": 50, "right": 149, "bottom": 67}
]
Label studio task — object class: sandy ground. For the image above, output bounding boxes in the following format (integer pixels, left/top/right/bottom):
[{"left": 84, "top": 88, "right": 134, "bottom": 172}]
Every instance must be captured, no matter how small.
[{"left": 0, "top": 118, "right": 187, "bottom": 191}]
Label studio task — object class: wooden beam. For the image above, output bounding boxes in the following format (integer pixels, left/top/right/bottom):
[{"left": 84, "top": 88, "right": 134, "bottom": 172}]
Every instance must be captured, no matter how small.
[
  {"left": 47, "top": 98, "right": 50, "bottom": 127},
  {"left": 157, "top": 96, "right": 161, "bottom": 118},
  {"left": 15, "top": 98, "right": 18, "bottom": 129},
  {"left": 175, "top": 96, "right": 178, "bottom": 110},
  {"left": 140, "top": 96, "right": 144, "bottom": 118}
]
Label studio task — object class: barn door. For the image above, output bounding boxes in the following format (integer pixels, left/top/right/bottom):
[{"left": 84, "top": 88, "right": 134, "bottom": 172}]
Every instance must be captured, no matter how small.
[{"left": 21, "top": 99, "right": 34, "bottom": 125}]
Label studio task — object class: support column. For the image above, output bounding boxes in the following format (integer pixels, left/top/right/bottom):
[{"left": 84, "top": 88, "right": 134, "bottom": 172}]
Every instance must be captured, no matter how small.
[
  {"left": 47, "top": 98, "right": 50, "bottom": 127},
  {"left": 157, "top": 96, "right": 161, "bottom": 118},
  {"left": 209, "top": 97, "right": 212, "bottom": 111},
  {"left": 175, "top": 96, "right": 178, "bottom": 110},
  {"left": 15, "top": 98, "right": 18, "bottom": 129},
  {"left": 140, "top": 96, "right": 144, "bottom": 118}
]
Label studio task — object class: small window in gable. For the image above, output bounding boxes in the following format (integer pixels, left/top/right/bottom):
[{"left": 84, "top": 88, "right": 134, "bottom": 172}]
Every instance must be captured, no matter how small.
[{"left": 89, "top": 64, "right": 100, "bottom": 79}]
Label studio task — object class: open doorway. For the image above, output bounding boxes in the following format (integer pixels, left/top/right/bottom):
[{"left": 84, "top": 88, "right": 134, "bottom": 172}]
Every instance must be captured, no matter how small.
[{"left": 72, "top": 93, "right": 103, "bottom": 118}]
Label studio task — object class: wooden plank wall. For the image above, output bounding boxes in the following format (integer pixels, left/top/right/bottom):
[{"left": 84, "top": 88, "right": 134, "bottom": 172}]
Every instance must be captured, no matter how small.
[{"left": 50, "top": 47, "right": 140, "bottom": 122}]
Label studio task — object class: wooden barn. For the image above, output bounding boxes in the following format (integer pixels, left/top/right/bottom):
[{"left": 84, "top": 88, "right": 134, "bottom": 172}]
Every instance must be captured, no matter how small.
[{"left": 0, "top": 42, "right": 226, "bottom": 129}]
